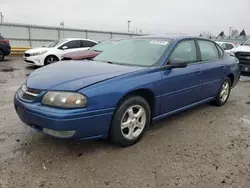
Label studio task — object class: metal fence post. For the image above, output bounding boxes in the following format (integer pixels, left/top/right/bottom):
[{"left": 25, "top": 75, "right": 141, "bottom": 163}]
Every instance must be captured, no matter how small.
[
  {"left": 110, "top": 32, "right": 113, "bottom": 39},
  {"left": 28, "top": 26, "right": 32, "bottom": 47},
  {"left": 57, "top": 28, "right": 60, "bottom": 39},
  {"left": 86, "top": 31, "right": 88, "bottom": 39}
]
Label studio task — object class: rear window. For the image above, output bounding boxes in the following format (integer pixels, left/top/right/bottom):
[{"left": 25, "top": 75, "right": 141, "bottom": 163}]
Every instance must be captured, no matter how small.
[{"left": 0, "top": 34, "right": 4, "bottom": 39}]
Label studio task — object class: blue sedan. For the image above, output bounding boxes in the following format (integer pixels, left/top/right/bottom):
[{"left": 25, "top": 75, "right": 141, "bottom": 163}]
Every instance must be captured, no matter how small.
[{"left": 14, "top": 36, "right": 240, "bottom": 146}]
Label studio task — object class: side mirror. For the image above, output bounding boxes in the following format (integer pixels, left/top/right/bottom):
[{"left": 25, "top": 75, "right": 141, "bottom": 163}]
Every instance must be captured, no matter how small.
[
  {"left": 62, "top": 46, "right": 68, "bottom": 50},
  {"left": 162, "top": 58, "right": 187, "bottom": 69}
]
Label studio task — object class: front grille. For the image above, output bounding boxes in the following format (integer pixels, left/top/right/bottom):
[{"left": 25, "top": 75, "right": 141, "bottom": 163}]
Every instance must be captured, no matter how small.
[
  {"left": 235, "top": 52, "right": 250, "bottom": 65},
  {"left": 20, "top": 86, "right": 42, "bottom": 101},
  {"left": 24, "top": 53, "right": 31, "bottom": 57}
]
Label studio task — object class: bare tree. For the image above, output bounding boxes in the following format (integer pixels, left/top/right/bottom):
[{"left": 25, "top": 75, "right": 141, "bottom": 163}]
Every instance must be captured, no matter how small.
[{"left": 218, "top": 31, "right": 224, "bottom": 37}]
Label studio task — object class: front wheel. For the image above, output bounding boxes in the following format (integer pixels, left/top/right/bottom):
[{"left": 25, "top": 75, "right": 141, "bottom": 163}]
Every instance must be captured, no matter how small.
[
  {"left": 109, "top": 96, "right": 151, "bottom": 147},
  {"left": 212, "top": 77, "right": 231, "bottom": 106},
  {"left": 44, "top": 55, "right": 59, "bottom": 65}
]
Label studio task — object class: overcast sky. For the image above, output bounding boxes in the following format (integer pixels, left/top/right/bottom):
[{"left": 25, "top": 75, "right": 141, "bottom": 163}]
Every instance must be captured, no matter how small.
[{"left": 1, "top": 0, "right": 250, "bottom": 36}]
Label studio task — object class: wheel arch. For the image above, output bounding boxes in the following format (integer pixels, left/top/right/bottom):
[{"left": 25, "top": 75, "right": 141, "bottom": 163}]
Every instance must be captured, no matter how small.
[
  {"left": 115, "top": 88, "right": 156, "bottom": 120},
  {"left": 227, "top": 73, "right": 234, "bottom": 86}
]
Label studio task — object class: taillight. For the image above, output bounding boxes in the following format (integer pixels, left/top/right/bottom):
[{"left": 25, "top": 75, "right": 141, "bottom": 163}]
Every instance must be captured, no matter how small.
[{"left": 0, "top": 39, "right": 9, "bottom": 44}]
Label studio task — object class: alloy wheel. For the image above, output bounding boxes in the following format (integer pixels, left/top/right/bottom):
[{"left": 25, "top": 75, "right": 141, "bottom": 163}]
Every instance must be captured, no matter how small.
[
  {"left": 220, "top": 81, "right": 230, "bottom": 102},
  {"left": 120, "top": 105, "right": 146, "bottom": 140}
]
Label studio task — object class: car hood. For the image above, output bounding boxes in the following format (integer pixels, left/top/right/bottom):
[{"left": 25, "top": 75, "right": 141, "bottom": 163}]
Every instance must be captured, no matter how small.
[
  {"left": 62, "top": 50, "right": 100, "bottom": 60},
  {"left": 232, "top": 45, "right": 250, "bottom": 52},
  {"left": 27, "top": 60, "right": 145, "bottom": 91},
  {"left": 25, "top": 47, "right": 49, "bottom": 53}
]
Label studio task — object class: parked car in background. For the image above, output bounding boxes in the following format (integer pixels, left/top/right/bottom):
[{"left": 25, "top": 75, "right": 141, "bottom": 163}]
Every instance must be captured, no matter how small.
[
  {"left": 0, "top": 33, "right": 11, "bottom": 61},
  {"left": 216, "top": 41, "right": 235, "bottom": 52},
  {"left": 230, "top": 39, "right": 250, "bottom": 73},
  {"left": 23, "top": 38, "right": 98, "bottom": 66},
  {"left": 61, "top": 39, "right": 119, "bottom": 61},
  {"left": 14, "top": 36, "right": 240, "bottom": 147}
]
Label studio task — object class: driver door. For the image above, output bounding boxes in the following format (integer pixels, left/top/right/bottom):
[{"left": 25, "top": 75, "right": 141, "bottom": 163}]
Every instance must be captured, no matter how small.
[
  {"left": 160, "top": 40, "right": 203, "bottom": 115},
  {"left": 58, "top": 40, "right": 82, "bottom": 58}
]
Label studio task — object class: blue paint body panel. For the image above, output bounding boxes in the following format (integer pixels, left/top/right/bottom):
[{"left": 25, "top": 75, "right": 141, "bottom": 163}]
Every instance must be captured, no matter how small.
[{"left": 14, "top": 36, "right": 241, "bottom": 139}]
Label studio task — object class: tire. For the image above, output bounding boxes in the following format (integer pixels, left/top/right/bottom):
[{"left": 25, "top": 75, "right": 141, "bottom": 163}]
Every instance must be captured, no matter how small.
[
  {"left": 212, "top": 77, "right": 231, "bottom": 106},
  {"left": 0, "top": 50, "right": 4, "bottom": 61},
  {"left": 109, "top": 96, "right": 151, "bottom": 147},
  {"left": 44, "top": 55, "right": 59, "bottom": 65}
]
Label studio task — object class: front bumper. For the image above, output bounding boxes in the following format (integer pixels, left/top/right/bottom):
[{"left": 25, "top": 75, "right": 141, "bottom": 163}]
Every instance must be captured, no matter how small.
[
  {"left": 14, "top": 89, "right": 113, "bottom": 139},
  {"left": 23, "top": 54, "right": 46, "bottom": 66}
]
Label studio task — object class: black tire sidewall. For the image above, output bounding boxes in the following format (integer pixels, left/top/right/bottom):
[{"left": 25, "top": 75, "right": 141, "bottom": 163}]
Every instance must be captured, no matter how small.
[
  {"left": 0, "top": 50, "right": 4, "bottom": 61},
  {"left": 44, "top": 55, "right": 59, "bottom": 65},
  {"left": 110, "top": 96, "right": 151, "bottom": 147},
  {"left": 215, "top": 77, "right": 231, "bottom": 106}
]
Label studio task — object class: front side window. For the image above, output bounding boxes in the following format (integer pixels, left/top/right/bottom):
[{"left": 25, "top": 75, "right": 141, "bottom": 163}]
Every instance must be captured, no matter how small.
[
  {"left": 216, "top": 44, "right": 224, "bottom": 58},
  {"left": 198, "top": 40, "right": 219, "bottom": 61},
  {"left": 63, "top": 40, "right": 81, "bottom": 49},
  {"left": 169, "top": 40, "right": 197, "bottom": 64},
  {"left": 226, "top": 43, "right": 234, "bottom": 50},
  {"left": 94, "top": 38, "right": 171, "bottom": 67}
]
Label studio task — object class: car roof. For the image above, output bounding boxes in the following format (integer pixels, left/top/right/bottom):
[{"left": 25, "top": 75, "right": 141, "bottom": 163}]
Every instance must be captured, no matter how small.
[
  {"left": 216, "top": 41, "right": 234, "bottom": 44},
  {"left": 62, "top": 38, "right": 97, "bottom": 42},
  {"left": 132, "top": 35, "right": 210, "bottom": 41}
]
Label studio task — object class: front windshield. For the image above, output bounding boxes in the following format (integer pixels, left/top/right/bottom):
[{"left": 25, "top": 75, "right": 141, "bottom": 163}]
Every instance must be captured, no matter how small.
[
  {"left": 243, "top": 39, "right": 250, "bottom": 46},
  {"left": 47, "top": 39, "right": 67, "bottom": 48},
  {"left": 90, "top": 41, "right": 117, "bottom": 52},
  {"left": 94, "top": 38, "right": 170, "bottom": 66}
]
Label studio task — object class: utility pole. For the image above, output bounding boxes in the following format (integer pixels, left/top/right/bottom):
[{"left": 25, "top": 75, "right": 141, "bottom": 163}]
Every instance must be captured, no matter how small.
[
  {"left": 127, "top": 20, "right": 131, "bottom": 33},
  {"left": 60, "top": 21, "right": 64, "bottom": 38},
  {"left": 229, "top": 27, "right": 233, "bottom": 39},
  {"left": 0, "top": 12, "right": 3, "bottom": 22}
]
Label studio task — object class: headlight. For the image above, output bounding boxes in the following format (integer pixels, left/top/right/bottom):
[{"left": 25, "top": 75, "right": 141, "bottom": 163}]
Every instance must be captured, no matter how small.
[
  {"left": 30, "top": 50, "right": 47, "bottom": 56},
  {"left": 41, "top": 92, "right": 87, "bottom": 108}
]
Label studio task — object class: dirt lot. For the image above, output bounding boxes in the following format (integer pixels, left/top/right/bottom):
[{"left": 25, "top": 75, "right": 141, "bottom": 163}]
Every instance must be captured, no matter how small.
[{"left": 0, "top": 57, "right": 250, "bottom": 188}]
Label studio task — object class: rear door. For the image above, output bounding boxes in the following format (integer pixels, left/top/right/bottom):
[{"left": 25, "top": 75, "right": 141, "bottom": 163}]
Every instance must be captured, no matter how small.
[
  {"left": 160, "top": 39, "right": 203, "bottom": 114},
  {"left": 197, "top": 40, "right": 225, "bottom": 99}
]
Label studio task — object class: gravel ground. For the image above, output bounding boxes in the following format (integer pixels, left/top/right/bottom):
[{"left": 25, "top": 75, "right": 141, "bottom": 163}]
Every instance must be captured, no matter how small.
[{"left": 0, "top": 57, "right": 250, "bottom": 188}]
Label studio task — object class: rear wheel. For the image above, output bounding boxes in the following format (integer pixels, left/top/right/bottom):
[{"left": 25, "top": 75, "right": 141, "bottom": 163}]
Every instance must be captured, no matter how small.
[
  {"left": 109, "top": 96, "right": 151, "bottom": 147},
  {"left": 0, "top": 50, "right": 4, "bottom": 61},
  {"left": 44, "top": 55, "right": 59, "bottom": 65},
  {"left": 212, "top": 77, "right": 231, "bottom": 106}
]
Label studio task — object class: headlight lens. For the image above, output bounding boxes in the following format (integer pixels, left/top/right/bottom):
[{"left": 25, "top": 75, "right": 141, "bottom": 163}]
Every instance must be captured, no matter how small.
[
  {"left": 41, "top": 92, "right": 87, "bottom": 108},
  {"left": 31, "top": 50, "right": 47, "bottom": 56}
]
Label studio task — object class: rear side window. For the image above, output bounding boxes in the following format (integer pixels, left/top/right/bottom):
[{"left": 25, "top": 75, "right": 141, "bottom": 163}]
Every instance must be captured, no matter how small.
[
  {"left": 216, "top": 44, "right": 224, "bottom": 58},
  {"left": 81, "top": 40, "right": 97, "bottom": 48},
  {"left": 198, "top": 40, "right": 219, "bottom": 61},
  {"left": 169, "top": 40, "right": 198, "bottom": 64}
]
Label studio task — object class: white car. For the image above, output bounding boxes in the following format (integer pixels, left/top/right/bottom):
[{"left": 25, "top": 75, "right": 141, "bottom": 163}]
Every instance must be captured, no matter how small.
[
  {"left": 230, "top": 39, "right": 250, "bottom": 73},
  {"left": 216, "top": 41, "right": 236, "bottom": 52},
  {"left": 23, "top": 38, "right": 98, "bottom": 66}
]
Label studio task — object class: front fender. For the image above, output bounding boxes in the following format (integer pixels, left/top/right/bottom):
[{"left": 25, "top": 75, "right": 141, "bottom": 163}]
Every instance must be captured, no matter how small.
[{"left": 79, "top": 68, "right": 162, "bottom": 112}]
